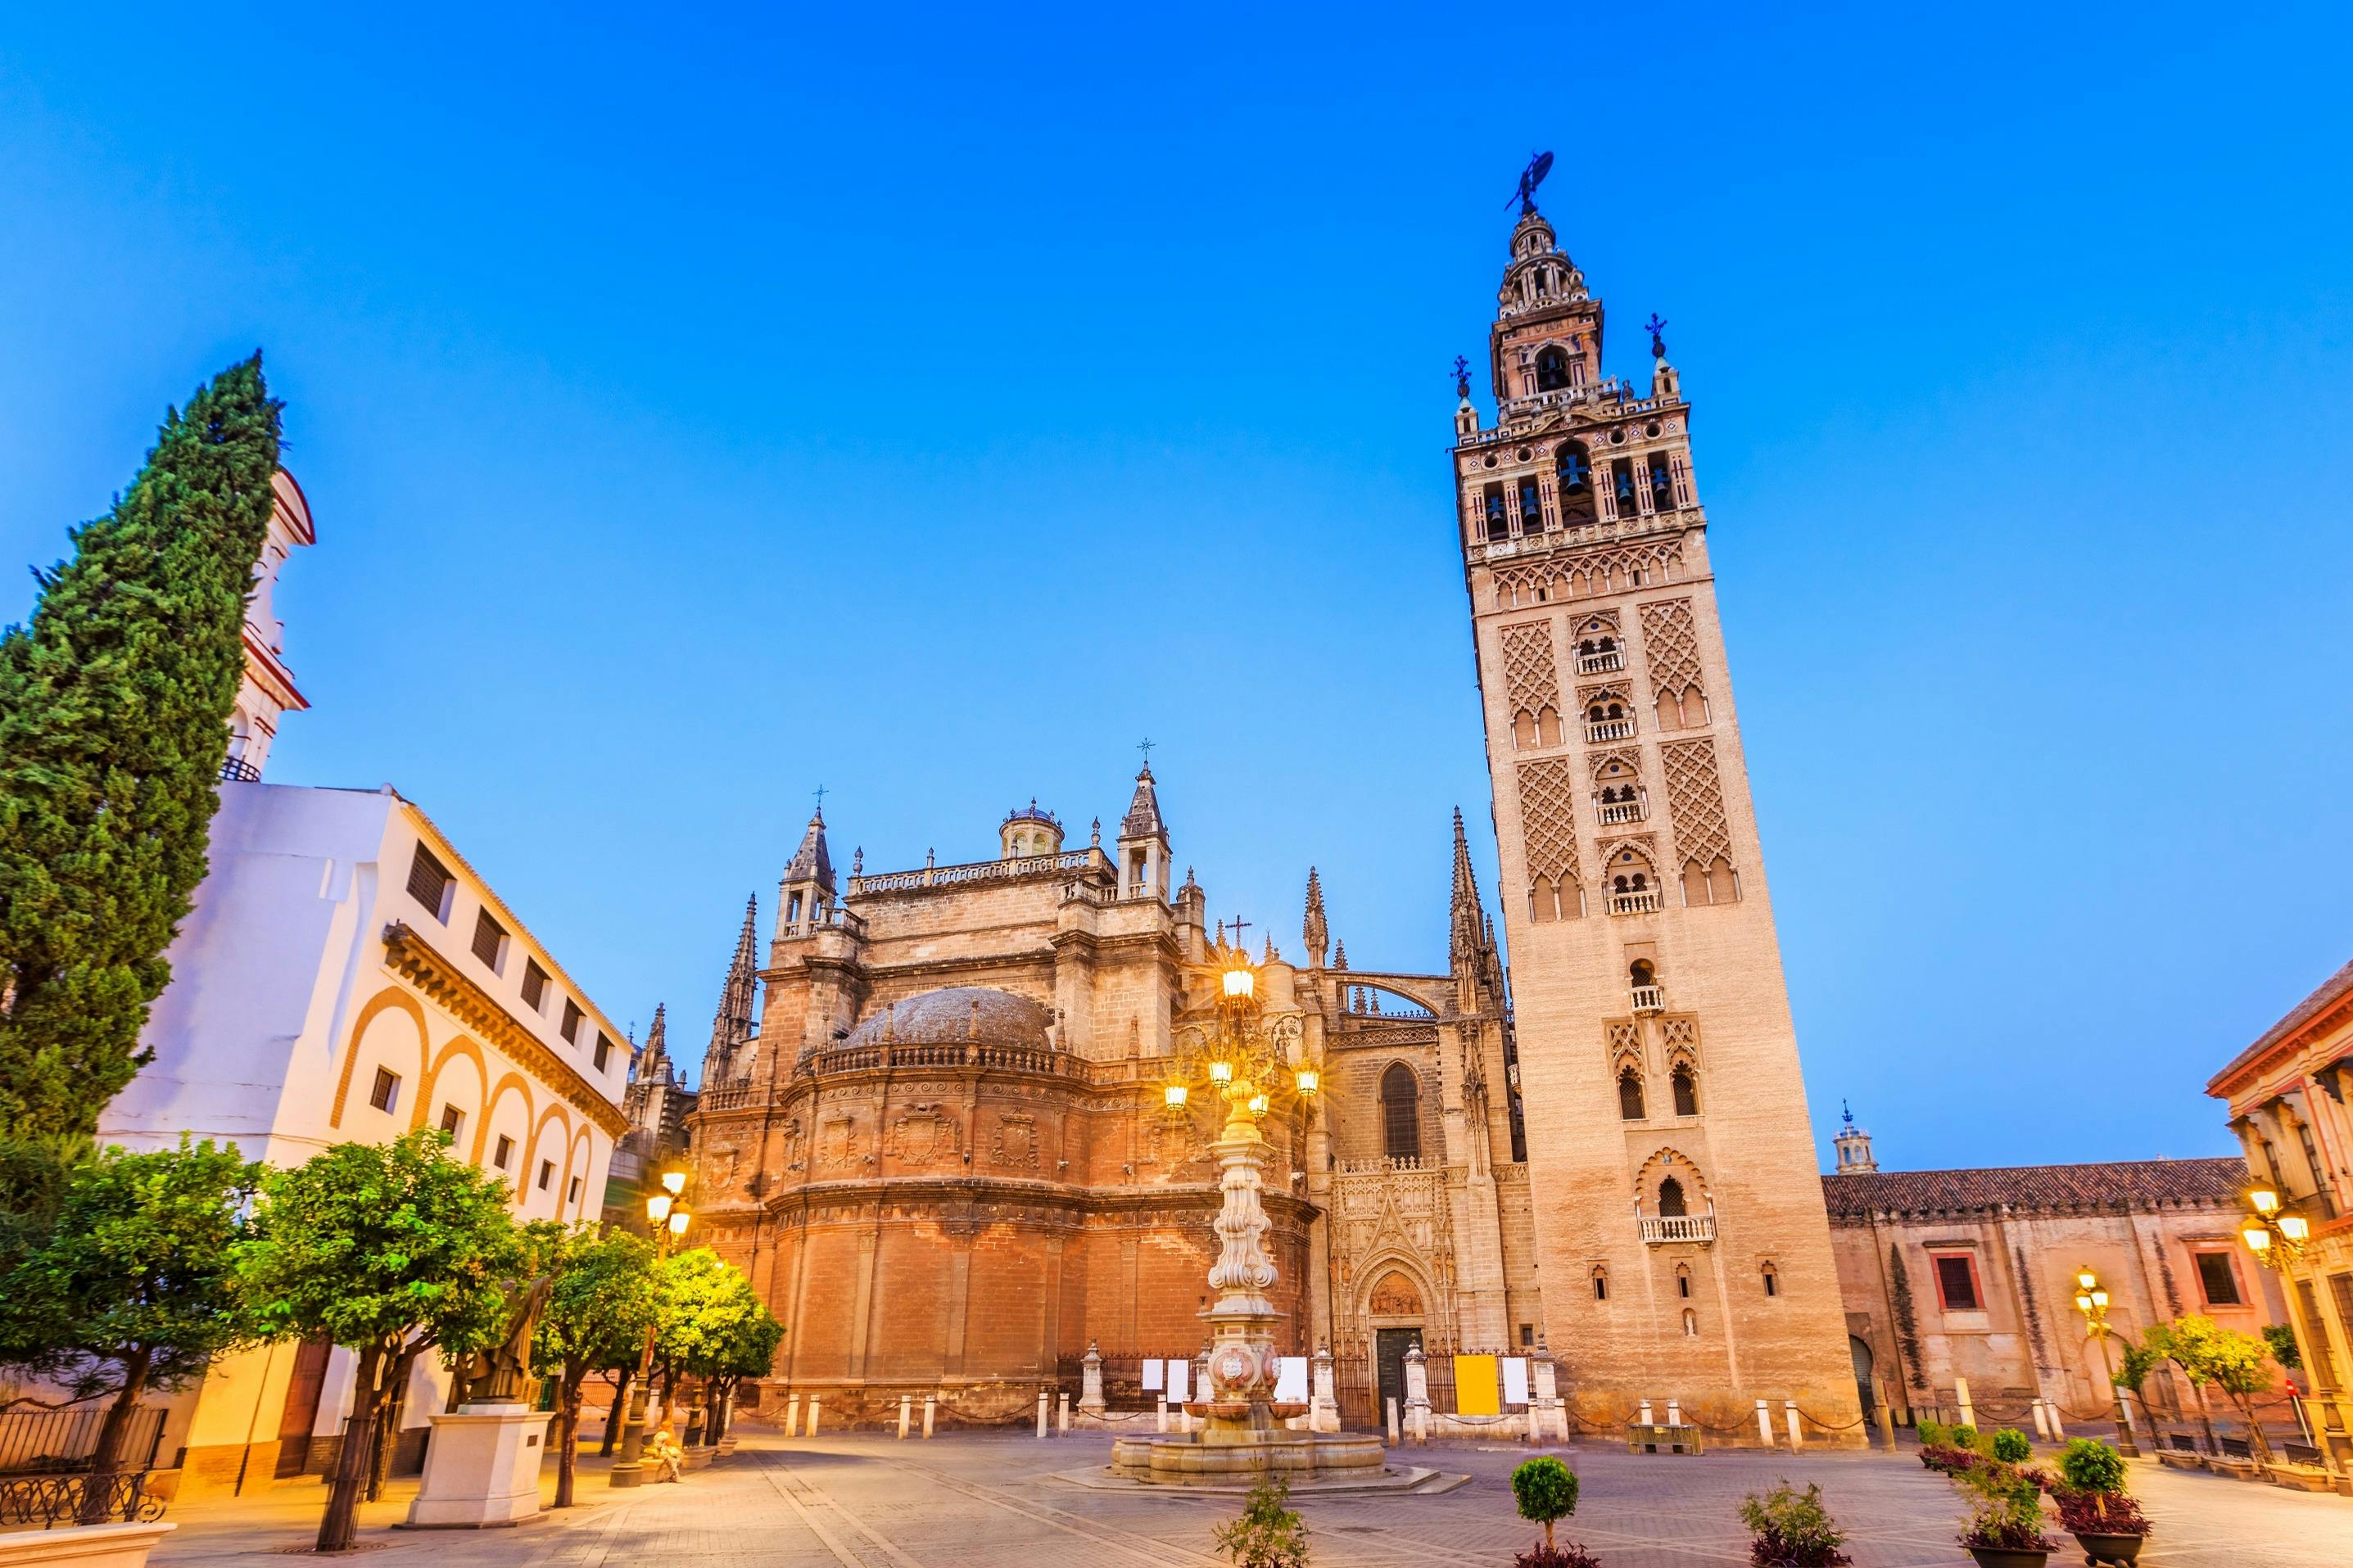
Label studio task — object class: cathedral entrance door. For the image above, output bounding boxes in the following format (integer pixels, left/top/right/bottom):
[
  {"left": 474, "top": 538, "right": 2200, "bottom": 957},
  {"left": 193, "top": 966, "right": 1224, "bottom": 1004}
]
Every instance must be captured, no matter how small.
[
  {"left": 1375, "top": 1328, "right": 1420, "bottom": 1426},
  {"left": 1848, "top": 1336, "right": 1876, "bottom": 1430}
]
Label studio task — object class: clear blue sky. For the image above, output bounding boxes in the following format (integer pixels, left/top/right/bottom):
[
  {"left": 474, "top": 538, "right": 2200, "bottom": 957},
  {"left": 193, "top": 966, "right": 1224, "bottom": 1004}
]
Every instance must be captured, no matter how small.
[{"left": 3, "top": 5, "right": 2347, "bottom": 1171}]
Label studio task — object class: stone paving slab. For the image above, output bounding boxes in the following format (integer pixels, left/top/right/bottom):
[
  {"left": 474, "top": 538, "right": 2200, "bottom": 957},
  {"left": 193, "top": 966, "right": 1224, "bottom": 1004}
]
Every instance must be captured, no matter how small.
[{"left": 142, "top": 1430, "right": 2350, "bottom": 1568}]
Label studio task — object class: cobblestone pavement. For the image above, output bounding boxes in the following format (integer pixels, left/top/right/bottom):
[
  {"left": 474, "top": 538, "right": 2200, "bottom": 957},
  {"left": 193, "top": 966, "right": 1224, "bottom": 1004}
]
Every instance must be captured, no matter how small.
[{"left": 147, "top": 1430, "right": 2348, "bottom": 1567}]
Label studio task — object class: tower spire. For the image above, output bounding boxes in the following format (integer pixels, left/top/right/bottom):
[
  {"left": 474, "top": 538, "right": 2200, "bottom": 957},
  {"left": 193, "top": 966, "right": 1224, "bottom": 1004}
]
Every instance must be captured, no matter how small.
[
  {"left": 1449, "top": 807, "right": 1486, "bottom": 969},
  {"left": 1303, "top": 866, "right": 1328, "bottom": 969},
  {"left": 703, "top": 893, "right": 761, "bottom": 1087}
]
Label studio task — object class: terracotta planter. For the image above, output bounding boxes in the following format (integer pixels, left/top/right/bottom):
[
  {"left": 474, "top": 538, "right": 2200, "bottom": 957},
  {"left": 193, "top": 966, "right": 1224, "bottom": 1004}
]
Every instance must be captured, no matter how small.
[
  {"left": 2070, "top": 1531, "right": 2143, "bottom": 1567},
  {"left": 1964, "top": 1548, "right": 2049, "bottom": 1568}
]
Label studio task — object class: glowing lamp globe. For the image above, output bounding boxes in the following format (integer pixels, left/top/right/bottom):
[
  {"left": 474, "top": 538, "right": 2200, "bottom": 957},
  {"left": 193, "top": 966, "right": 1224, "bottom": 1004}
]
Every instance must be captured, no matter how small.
[
  {"left": 1165, "top": 1083, "right": 1189, "bottom": 1109},
  {"left": 2250, "top": 1187, "right": 2281, "bottom": 1218},
  {"left": 1294, "top": 1068, "right": 1319, "bottom": 1096},
  {"left": 1208, "top": 1060, "right": 1234, "bottom": 1084},
  {"left": 2091, "top": 1288, "right": 2109, "bottom": 1309},
  {"left": 668, "top": 1207, "right": 691, "bottom": 1236},
  {"left": 2281, "top": 1214, "right": 2310, "bottom": 1242},
  {"left": 2075, "top": 1292, "right": 2093, "bottom": 1313},
  {"left": 663, "top": 1169, "right": 688, "bottom": 1196},
  {"left": 647, "top": 1193, "right": 674, "bottom": 1223},
  {"left": 1222, "top": 965, "right": 1255, "bottom": 1001},
  {"left": 2243, "top": 1223, "right": 2272, "bottom": 1254},
  {"left": 1247, "top": 1092, "right": 1270, "bottom": 1116},
  {"left": 2075, "top": 1267, "right": 2097, "bottom": 1291}
]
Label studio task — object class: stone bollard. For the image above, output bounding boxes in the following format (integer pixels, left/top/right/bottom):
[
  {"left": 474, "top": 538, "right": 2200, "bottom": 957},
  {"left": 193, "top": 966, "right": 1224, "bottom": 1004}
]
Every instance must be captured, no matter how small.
[
  {"left": 1156, "top": 1397, "right": 1168, "bottom": 1434},
  {"left": 1532, "top": 1344, "right": 1568, "bottom": 1445},
  {"left": 2029, "top": 1399, "right": 2050, "bottom": 1439},
  {"left": 1527, "top": 1402, "right": 1543, "bottom": 1445},
  {"left": 1757, "top": 1399, "right": 1775, "bottom": 1446},
  {"left": 1784, "top": 1400, "right": 1803, "bottom": 1449},
  {"left": 808, "top": 1398, "right": 821, "bottom": 1437},
  {"left": 923, "top": 1394, "right": 936, "bottom": 1439},
  {"left": 1666, "top": 1399, "right": 1682, "bottom": 1430},
  {"left": 1638, "top": 1399, "right": 1654, "bottom": 1426},
  {"left": 1875, "top": 1380, "right": 1897, "bottom": 1454},
  {"left": 786, "top": 1393, "right": 802, "bottom": 1438},
  {"left": 1955, "top": 1377, "right": 1976, "bottom": 1433},
  {"left": 1404, "top": 1344, "right": 1432, "bottom": 1446},
  {"left": 1079, "top": 1342, "right": 1106, "bottom": 1416},
  {"left": 898, "top": 1394, "right": 911, "bottom": 1440},
  {"left": 1387, "top": 1397, "right": 1401, "bottom": 1444},
  {"left": 1036, "top": 1392, "right": 1049, "bottom": 1439},
  {"left": 2045, "top": 1399, "right": 2066, "bottom": 1439},
  {"left": 1057, "top": 1391, "right": 1070, "bottom": 1435},
  {"left": 1312, "top": 1344, "right": 1340, "bottom": 1435}
]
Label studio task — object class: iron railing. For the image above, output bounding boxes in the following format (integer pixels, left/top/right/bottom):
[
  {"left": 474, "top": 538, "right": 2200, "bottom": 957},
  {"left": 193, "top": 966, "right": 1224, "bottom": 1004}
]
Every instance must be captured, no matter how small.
[
  {"left": 219, "top": 756, "right": 261, "bottom": 783},
  {"left": 0, "top": 1407, "right": 165, "bottom": 1475},
  {"left": 0, "top": 1470, "right": 167, "bottom": 1528}
]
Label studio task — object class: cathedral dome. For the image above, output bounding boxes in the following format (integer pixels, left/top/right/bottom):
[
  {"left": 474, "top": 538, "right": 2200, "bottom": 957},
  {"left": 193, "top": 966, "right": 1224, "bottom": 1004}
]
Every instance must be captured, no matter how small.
[{"left": 842, "top": 986, "right": 1052, "bottom": 1051}]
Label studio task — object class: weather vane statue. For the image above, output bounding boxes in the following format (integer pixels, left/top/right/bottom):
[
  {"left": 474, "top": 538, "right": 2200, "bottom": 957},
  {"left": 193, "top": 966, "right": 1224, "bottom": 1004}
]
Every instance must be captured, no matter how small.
[{"left": 1508, "top": 150, "right": 1554, "bottom": 215}]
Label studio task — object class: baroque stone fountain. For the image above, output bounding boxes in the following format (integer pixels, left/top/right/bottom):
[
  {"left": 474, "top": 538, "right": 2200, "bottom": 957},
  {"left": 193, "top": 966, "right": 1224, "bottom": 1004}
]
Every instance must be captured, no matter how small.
[{"left": 1108, "top": 942, "right": 1389, "bottom": 1486}]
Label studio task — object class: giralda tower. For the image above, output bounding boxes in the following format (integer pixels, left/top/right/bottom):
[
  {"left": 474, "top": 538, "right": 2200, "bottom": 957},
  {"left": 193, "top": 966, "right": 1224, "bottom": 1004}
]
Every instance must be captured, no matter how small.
[{"left": 1454, "top": 189, "right": 1862, "bottom": 1426}]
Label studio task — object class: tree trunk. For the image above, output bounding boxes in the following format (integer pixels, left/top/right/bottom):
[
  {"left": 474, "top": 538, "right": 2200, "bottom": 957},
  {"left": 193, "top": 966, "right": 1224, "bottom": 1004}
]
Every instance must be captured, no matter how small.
[
  {"left": 599, "top": 1367, "right": 631, "bottom": 1456},
  {"left": 366, "top": 1344, "right": 419, "bottom": 1501},
  {"left": 2229, "top": 1390, "right": 2273, "bottom": 1462},
  {"left": 2189, "top": 1380, "right": 2220, "bottom": 1453},
  {"left": 318, "top": 1345, "right": 385, "bottom": 1553},
  {"left": 552, "top": 1366, "right": 584, "bottom": 1508},
  {"left": 657, "top": 1367, "right": 678, "bottom": 1440},
  {"left": 77, "top": 1346, "right": 152, "bottom": 1525},
  {"left": 1544, "top": 1518, "right": 1555, "bottom": 1548}
]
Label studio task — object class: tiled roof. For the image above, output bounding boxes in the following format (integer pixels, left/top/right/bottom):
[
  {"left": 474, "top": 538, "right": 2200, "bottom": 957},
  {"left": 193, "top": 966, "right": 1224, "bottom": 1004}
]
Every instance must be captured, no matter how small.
[
  {"left": 1821, "top": 1157, "right": 2248, "bottom": 1219},
  {"left": 2206, "top": 956, "right": 2353, "bottom": 1096}
]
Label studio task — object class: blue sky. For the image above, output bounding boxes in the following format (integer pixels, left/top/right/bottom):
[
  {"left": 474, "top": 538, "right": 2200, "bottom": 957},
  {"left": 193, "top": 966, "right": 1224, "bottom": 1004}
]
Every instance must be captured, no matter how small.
[{"left": 3, "top": 5, "right": 2347, "bottom": 1170}]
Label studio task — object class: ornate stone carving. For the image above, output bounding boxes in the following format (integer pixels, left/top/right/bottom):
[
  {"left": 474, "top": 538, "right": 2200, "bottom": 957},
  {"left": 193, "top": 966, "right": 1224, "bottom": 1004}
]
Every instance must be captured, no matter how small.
[
  {"left": 882, "top": 1104, "right": 961, "bottom": 1168},
  {"left": 992, "top": 1113, "right": 1040, "bottom": 1171},
  {"left": 1638, "top": 597, "right": 1704, "bottom": 700},
  {"left": 1500, "top": 621, "right": 1563, "bottom": 721},
  {"left": 1368, "top": 1271, "right": 1423, "bottom": 1317},
  {"left": 817, "top": 1114, "right": 858, "bottom": 1170},
  {"left": 1515, "top": 757, "right": 1580, "bottom": 890},
  {"left": 1661, "top": 738, "right": 1733, "bottom": 871},
  {"left": 1492, "top": 539, "right": 1683, "bottom": 608}
]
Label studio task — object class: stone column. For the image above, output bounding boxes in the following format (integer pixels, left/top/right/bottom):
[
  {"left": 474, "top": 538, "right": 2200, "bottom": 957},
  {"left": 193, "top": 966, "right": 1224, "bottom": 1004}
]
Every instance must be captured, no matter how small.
[
  {"left": 1079, "top": 1342, "right": 1106, "bottom": 1415},
  {"left": 1311, "top": 1345, "right": 1339, "bottom": 1435},
  {"left": 1405, "top": 1343, "right": 1431, "bottom": 1444}
]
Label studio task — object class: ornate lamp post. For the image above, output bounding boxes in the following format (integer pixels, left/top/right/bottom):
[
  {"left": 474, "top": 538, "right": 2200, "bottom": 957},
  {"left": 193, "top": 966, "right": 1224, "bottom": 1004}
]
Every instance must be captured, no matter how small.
[
  {"left": 2241, "top": 1185, "right": 2310, "bottom": 1271},
  {"left": 609, "top": 1168, "right": 692, "bottom": 1488},
  {"left": 2071, "top": 1265, "right": 2138, "bottom": 1457},
  {"left": 1161, "top": 939, "right": 1318, "bottom": 1441}
]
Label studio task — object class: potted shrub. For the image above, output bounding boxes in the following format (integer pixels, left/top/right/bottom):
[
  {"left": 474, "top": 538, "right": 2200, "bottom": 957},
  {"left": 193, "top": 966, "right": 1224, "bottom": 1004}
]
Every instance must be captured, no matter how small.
[
  {"left": 2049, "top": 1439, "right": 2149, "bottom": 1567},
  {"left": 1739, "top": 1480, "right": 1850, "bottom": 1568},
  {"left": 1510, "top": 1457, "right": 1598, "bottom": 1568},
  {"left": 1947, "top": 1455, "right": 2057, "bottom": 1568},
  {"left": 1989, "top": 1429, "right": 2029, "bottom": 1463},
  {"left": 1211, "top": 1470, "right": 1309, "bottom": 1568}
]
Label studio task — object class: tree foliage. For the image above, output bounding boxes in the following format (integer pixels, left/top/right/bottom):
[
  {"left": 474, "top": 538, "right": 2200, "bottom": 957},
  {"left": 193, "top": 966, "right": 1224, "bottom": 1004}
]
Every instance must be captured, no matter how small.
[
  {"left": 527, "top": 1223, "right": 654, "bottom": 1507},
  {"left": 2148, "top": 1314, "right": 2276, "bottom": 1462},
  {"left": 1738, "top": 1479, "right": 1850, "bottom": 1568},
  {"left": 1512, "top": 1456, "right": 1578, "bottom": 1548},
  {"left": 234, "top": 1129, "right": 523, "bottom": 1550},
  {"left": 0, "top": 356, "right": 282, "bottom": 1139},
  {"left": 1211, "top": 1469, "right": 1309, "bottom": 1568}
]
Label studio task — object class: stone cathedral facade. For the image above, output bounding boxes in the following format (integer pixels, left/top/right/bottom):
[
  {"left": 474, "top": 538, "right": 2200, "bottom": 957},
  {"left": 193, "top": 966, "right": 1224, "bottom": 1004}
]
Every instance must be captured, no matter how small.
[{"left": 683, "top": 197, "right": 1860, "bottom": 1436}]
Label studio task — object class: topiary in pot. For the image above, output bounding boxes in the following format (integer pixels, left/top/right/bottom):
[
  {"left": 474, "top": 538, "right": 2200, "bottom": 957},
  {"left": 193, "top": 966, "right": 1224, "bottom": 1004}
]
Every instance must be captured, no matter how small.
[
  {"left": 2052, "top": 1439, "right": 2148, "bottom": 1566},
  {"left": 1949, "top": 1423, "right": 1980, "bottom": 1452},
  {"left": 1738, "top": 1480, "right": 1851, "bottom": 1568},
  {"left": 1512, "top": 1456, "right": 1581, "bottom": 1555},
  {"left": 1916, "top": 1419, "right": 1949, "bottom": 1447},
  {"left": 1990, "top": 1428, "right": 2030, "bottom": 1463}
]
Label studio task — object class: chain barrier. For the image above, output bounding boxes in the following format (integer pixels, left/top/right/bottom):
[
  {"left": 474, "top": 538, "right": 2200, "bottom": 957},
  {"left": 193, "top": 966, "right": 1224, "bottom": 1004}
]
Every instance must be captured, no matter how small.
[{"left": 1793, "top": 1406, "right": 1871, "bottom": 1430}]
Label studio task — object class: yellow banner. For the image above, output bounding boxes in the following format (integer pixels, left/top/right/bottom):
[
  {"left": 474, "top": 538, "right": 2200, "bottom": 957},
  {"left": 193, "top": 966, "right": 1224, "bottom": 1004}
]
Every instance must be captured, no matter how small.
[{"left": 1455, "top": 1353, "right": 1500, "bottom": 1416}]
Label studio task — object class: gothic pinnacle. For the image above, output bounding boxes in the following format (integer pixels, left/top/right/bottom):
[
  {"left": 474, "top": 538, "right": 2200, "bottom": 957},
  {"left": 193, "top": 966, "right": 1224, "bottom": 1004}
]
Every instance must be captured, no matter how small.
[{"left": 1303, "top": 866, "right": 1328, "bottom": 967}]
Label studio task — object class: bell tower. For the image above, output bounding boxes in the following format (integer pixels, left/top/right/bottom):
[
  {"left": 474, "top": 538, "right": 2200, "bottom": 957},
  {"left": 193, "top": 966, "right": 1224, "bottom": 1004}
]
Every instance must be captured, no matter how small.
[{"left": 1452, "top": 173, "right": 1861, "bottom": 1430}]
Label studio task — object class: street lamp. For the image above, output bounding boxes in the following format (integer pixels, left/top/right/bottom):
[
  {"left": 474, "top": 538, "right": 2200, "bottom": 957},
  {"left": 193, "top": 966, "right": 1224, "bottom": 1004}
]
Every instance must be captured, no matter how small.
[
  {"left": 609, "top": 1167, "right": 693, "bottom": 1488},
  {"left": 2241, "top": 1186, "right": 2309, "bottom": 1270},
  {"left": 2070, "top": 1264, "right": 2138, "bottom": 1457}
]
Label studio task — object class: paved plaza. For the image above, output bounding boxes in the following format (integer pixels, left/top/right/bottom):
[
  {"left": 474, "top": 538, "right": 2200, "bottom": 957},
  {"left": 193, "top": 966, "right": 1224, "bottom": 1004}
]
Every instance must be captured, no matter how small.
[{"left": 144, "top": 1430, "right": 2345, "bottom": 1567}]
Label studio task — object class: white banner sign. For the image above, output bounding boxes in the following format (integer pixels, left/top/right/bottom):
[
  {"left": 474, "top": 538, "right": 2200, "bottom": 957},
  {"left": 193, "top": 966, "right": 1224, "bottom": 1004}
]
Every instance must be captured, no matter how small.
[
  {"left": 1501, "top": 1357, "right": 1531, "bottom": 1406},
  {"left": 1165, "top": 1358, "right": 1191, "bottom": 1403},
  {"left": 1141, "top": 1358, "right": 1163, "bottom": 1392},
  {"left": 1274, "top": 1356, "right": 1309, "bottom": 1403}
]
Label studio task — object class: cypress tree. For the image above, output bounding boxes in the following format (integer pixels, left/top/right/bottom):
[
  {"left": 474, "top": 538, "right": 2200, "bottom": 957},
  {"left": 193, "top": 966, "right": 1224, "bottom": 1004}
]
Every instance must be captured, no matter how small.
[{"left": 0, "top": 354, "right": 282, "bottom": 1139}]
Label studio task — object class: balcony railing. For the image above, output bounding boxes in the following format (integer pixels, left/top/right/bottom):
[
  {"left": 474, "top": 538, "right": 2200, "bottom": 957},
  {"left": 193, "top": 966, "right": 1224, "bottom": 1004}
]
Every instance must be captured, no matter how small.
[
  {"left": 780, "top": 905, "right": 867, "bottom": 939},
  {"left": 1586, "top": 719, "right": 1636, "bottom": 743},
  {"left": 1629, "top": 984, "right": 1665, "bottom": 1013},
  {"left": 1576, "top": 650, "right": 1624, "bottom": 674},
  {"left": 1611, "top": 889, "right": 1662, "bottom": 916},
  {"left": 1639, "top": 1213, "right": 1715, "bottom": 1245},
  {"left": 1597, "top": 801, "right": 1644, "bottom": 825},
  {"left": 218, "top": 756, "right": 260, "bottom": 784}
]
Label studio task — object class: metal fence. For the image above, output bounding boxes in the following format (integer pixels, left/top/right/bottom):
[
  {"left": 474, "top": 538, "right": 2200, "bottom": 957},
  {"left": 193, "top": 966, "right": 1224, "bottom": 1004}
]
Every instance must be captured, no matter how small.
[
  {"left": 0, "top": 1408, "right": 166, "bottom": 1476},
  {"left": 0, "top": 1470, "right": 168, "bottom": 1528}
]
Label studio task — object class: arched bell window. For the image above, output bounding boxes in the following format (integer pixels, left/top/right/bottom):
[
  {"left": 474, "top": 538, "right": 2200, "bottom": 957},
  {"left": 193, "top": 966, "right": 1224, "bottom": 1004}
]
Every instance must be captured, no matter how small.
[
  {"left": 1658, "top": 1175, "right": 1687, "bottom": 1218},
  {"left": 1381, "top": 1063, "right": 1421, "bottom": 1162},
  {"left": 1536, "top": 346, "right": 1572, "bottom": 391},
  {"left": 1555, "top": 442, "right": 1596, "bottom": 526}
]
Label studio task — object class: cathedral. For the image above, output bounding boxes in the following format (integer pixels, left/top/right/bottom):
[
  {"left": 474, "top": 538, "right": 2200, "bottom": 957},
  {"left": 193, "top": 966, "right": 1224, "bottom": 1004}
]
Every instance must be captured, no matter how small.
[{"left": 665, "top": 192, "right": 1864, "bottom": 1438}]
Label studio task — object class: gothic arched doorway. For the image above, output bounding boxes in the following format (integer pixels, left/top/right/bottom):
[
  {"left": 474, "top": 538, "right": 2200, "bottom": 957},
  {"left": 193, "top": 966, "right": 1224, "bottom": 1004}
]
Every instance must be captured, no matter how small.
[{"left": 1848, "top": 1335, "right": 1876, "bottom": 1429}]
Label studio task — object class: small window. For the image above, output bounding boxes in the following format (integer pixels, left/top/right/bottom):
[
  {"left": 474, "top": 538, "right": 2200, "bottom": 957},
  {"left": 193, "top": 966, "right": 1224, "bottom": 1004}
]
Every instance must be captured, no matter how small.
[
  {"left": 1519, "top": 1323, "right": 1535, "bottom": 1347},
  {"left": 560, "top": 999, "right": 583, "bottom": 1045},
  {"left": 567, "top": 1176, "right": 582, "bottom": 1204},
  {"left": 1762, "top": 1263, "right": 1779, "bottom": 1298},
  {"left": 438, "top": 1103, "right": 464, "bottom": 1138},
  {"left": 536, "top": 1159, "right": 554, "bottom": 1191},
  {"left": 1592, "top": 1270, "right": 1609, "bottom": 1301},
  {"left": 471, "top": 908, "right": 508, "bottom": 971},
  {"left": 1658, "top": 1176, "right": 1686, "bottom": 1218},
  {"left": 2194, "top": 1251, "right": 2242, "bottom": 1307},
  {"left": 1482, "top": 482, "right": 1509, "bottom": 542},
  {"left": 1618, "top": 1068, "right": 1645, "bottom": 1120},
  {"left": 1380, "top": 1063, "right": 1421, "bottom": 1162},
  {"left": 492, "top": 1134, "right": 514, "bottom": 1171},
  {"left": 406, "top": 845, "right": 454, "bottom": 921},
  {"left": 369, "top": 1066, "right": 400, "bottom": 1114},
  {"left": 1677, "top": 1269, "right": 1691, "bottom": 1299},
  {"left": 593, "top": 1033, "right": 614, "bottom": 1073},
  {"left": 1934, "top": 1254, "right": 1981, "bottom": 1311},
  {"left": 521, "top": 959, "right": 548, "bottom": 1012},
  {"left": 1672, "top": 1065, "right": 1699, "bottom": 1117}
]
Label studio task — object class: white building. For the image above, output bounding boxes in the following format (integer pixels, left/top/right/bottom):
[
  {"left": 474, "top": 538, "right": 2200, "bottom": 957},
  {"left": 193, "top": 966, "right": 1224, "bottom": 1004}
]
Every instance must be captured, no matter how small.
[
  {"left": 94, "top": 477, "right": 632, "bottom": 1496},
  {"left": 223, "top": 470, "right": 314, "bottom": 780}
]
